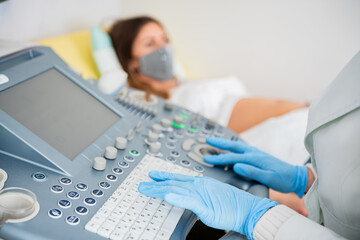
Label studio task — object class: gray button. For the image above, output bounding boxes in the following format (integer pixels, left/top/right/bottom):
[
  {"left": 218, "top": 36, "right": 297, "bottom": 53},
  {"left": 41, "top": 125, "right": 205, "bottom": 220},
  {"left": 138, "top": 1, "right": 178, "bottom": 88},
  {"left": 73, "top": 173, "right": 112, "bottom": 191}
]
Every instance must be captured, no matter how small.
[
  {"left": 59, "top": 177, "right": 72, "bottom": 185},
  {"left": 99, "top": 181, "right": 111, "bottom": 189},
  {"left": 197, "top": 138, "right": 206, "bottom": 143},
  {"left": 182, "top": 139, "right": 196, "bottom": 151},
  {"left": 32, "top": 172, "right": 46, "bottom": 182},
  {"left": 170, "top": 150, "right": 180, "bottom": 157},
  {"left": 66, "top": 215, "right": 80, "bottom": 225},
  {"left": 166, "top": 142, "right": 176, "bottom": 149},
  {"left": 75, "top": 206, "right": 88, "bottom": 215},
  {"left": 180, "top": 160, "right": 191, "bottom": 167},
  {"left": 75, "top": 183, "right": 88, "bottom": 191},
  {"left": 167, "top": 136, "right": 177, "bottom": 142},
  {"left": 48, "top": 209, "right": 62, "bottom": 219},
  {"left": 92, "top": 189, "right": 104, "bottom": 197},
  {"left": 194, "top": 165, "right": 205, "bottom": 173},
  {"left": 58, "top": 199, "right": 71, "bottom": 209},
  {"left": 67, "top": 191, "right": 80, "bottom": 200},
  {"left": 124, "top": 155, "right": 135, "bottom": 162},
  {"left": 50, "top": 185, "right": 64, "bottom": 193},
  {"left": 166, "top": 156, "right": 176, "bottom": 162}
]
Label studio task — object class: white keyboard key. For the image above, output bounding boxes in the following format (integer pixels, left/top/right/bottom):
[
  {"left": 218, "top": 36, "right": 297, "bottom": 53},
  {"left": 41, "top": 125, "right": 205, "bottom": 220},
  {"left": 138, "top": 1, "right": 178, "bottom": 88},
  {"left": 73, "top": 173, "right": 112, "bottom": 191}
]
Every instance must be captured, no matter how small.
[
  {"left": 142, "top": 226, "right": 157, "bottom": 237},
  {"left": 159, "top": 202, "right": 172, "bottom": 210},
  {"left": 110, "top": 229, "right": 127, "bottom": 240},
  {"left": 85, "top": 221, "right": 101, "bottom": 233},
  {"left": 115, "top": 222, "right": 132, "bottom": 233},
  {"left": 97, "top": 207, "right": 112, "bottom": 218},
  {"left": 125, "top": 232, "right": 141, "bottom": 240},
  {"left": 106, "top": 215, "right": 121, "bottom": 226},
  {"left": 153, "top": 210, "right": 168, "bottom": 222},
  {"left": 91, "top": 214, "right": 107, "bottom": 224},
  {"left": 139, "top": 234, "right": 155, "bottom": 240},
  {"left": 156, "top": 229, "right": 172, "bottom": 240},
  {"left": 148, "top": 219, "right": 162, "bottom": 229},
  {"left": 98, "top": 222, "right": 116, "bottom": 238}
]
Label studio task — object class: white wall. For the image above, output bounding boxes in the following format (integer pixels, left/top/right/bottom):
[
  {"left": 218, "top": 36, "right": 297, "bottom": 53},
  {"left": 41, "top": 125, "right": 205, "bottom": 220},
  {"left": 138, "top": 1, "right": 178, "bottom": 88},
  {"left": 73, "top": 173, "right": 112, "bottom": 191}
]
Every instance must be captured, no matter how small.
[
  {"left": 119, "top": 0, "right": 360, "bottom": 102},
  {"left": 1, "top": 0, "right": 359, "bottom": 102},
  {"left": 0, "top": 0, "right": 121, "bottom": 41}
]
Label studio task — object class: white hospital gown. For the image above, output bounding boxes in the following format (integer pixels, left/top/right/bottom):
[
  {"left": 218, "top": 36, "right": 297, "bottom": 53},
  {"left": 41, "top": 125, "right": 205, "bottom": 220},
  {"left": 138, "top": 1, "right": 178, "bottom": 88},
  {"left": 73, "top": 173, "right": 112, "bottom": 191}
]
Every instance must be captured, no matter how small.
[{"left": 169, "top": 75, "right": 249, "bottom": 126}]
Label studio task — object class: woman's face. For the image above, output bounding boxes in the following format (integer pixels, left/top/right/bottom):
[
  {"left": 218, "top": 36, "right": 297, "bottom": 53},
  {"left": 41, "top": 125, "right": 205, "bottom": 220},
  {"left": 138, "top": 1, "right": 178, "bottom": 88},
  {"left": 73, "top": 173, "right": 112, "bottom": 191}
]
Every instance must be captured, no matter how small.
[
  {"left": 130, "top": 21, "right": 177, "bottom": 92},
  {"left": 131, "top": 22, "right": 169, "bottom": 67}
]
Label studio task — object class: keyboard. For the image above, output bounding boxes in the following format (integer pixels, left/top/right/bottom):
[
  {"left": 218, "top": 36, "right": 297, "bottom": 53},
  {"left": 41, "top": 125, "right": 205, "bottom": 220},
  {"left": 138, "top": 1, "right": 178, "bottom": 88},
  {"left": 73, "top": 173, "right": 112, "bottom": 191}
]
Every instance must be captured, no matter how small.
[{"left": 85, "top": 154, "right": 203, "bottom": 240}]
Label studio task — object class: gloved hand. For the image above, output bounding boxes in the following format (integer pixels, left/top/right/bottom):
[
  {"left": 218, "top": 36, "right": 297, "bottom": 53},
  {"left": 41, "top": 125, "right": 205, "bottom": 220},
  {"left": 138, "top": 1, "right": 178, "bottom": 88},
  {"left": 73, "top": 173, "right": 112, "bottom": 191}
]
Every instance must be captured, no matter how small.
[
  {"left": 204, "top": 137, "right": 308, "bottom": 198},
  {"left": 138, "top": 171, "right": 278, "bottom": 240}
]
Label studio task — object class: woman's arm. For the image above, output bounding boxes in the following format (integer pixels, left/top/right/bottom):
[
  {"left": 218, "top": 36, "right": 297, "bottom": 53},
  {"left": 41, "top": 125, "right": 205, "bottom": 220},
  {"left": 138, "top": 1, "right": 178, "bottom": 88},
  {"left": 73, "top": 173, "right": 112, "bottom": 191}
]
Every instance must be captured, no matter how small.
[{"left": 227, "top": 98, "right": 306, "bottom": 133}]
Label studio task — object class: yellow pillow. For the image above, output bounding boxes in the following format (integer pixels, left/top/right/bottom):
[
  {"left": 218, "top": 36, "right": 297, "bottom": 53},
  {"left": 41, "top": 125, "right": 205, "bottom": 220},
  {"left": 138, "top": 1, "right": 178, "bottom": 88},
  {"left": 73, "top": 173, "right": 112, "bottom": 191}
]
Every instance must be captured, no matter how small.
[{"left": 38, "top": 30, "right": 100, "bottom": 80}]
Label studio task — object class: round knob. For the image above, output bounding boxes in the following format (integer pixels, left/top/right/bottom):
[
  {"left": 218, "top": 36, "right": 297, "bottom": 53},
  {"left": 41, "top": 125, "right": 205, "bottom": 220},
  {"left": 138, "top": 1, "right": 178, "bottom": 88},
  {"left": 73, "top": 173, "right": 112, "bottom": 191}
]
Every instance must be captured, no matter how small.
[
  {"left": 115, "top": 137, "right": 127, "bottom": 150},
  {"left": 173, "top": 115, "right": 183, "bottom": 125},
  {"left": 93, "top": 157, "right": 106, "bottom": 171},
  {"left": 164, "top": 102, "right": 173, "bottom": 111},
  {"left": 160, "top": 118, "right": 171, "bottom": 129},
  {"left": 104, "top": 146, "right": 117, "bottom": 159},
  {"left": 149, "top": 142, "right": 161, "bottom": 155},
  {"left": 127, "top": 129, "right": 134, "bottom": 141},
  {"left": 152, "top": 124, "right": 162, "bottom": 134},
  {"left": 147, "top": 132, "right": 159, "bottom": 143},
  {"left": 206, "top": 119, "right": 216, "bottom": 128},
  {"left": 135, "top": 121, "right": 142, "bottom": 132}
]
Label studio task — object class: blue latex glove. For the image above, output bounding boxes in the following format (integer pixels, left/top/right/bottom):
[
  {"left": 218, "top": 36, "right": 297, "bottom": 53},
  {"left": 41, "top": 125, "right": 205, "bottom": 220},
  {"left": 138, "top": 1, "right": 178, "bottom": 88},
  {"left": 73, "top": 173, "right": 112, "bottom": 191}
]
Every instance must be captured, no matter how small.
[
  {"left": 138, "top": 171, "right": 278, "bottom": 240},
  {"left": 204, "top": 137, "right": 308, "bottom": 197}
]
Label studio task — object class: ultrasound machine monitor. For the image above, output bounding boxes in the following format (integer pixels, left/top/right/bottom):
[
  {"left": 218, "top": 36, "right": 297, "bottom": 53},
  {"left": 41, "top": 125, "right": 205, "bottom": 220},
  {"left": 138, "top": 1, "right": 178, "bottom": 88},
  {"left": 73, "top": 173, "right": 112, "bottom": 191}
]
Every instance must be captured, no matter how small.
[{"left": 0, "top": 47, "right": 267, "bottom": 240}]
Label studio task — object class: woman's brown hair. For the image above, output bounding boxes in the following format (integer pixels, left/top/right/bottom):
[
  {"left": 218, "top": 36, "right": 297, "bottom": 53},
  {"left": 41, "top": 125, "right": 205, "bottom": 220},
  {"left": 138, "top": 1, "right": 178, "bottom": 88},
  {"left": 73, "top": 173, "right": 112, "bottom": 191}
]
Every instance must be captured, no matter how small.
[{"left": 109, "top": 16, "right": 169, "bottom": 99}]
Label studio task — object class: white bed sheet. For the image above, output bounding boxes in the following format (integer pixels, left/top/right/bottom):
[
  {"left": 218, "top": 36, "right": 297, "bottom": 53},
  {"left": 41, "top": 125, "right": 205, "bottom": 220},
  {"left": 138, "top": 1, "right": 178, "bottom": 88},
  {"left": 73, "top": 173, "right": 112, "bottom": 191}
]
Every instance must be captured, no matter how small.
[{"left": 240, "top": 108, "right": 310, "bottom": 166}]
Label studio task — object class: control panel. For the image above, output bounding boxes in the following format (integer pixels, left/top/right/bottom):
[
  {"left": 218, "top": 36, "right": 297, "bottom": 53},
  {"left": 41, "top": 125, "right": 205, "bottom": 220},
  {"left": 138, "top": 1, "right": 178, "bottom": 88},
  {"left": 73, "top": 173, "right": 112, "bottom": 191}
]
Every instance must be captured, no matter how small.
[{"left": 0, "top": 47, "right": 266, "bottom": 240}]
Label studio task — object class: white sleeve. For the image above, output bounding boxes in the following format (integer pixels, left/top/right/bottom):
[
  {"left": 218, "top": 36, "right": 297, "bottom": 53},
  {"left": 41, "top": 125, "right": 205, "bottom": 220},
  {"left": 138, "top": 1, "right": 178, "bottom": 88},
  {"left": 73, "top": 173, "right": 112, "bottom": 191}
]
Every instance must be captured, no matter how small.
[{"left": 253, "top": 205, "right": 346, "bottom": 240}]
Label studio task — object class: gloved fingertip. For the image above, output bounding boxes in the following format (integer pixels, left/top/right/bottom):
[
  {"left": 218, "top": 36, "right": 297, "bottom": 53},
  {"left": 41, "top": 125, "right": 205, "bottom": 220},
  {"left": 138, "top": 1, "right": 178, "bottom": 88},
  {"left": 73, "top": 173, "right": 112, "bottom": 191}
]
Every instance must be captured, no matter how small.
[
  {"left": 138, "top": 182, "right": 150, "bottom": 193},
  {"left": 203, "top": 155, "right": 213, "bottom": 163},
  {"left": 148, "top": 171, "right": 169, "bottom": 181},
  {"left": 148, "top": 170, "right": 160, "bottom": 178},
  {"left": 233, "top": 164, "right": 248, "bottom": 176}
]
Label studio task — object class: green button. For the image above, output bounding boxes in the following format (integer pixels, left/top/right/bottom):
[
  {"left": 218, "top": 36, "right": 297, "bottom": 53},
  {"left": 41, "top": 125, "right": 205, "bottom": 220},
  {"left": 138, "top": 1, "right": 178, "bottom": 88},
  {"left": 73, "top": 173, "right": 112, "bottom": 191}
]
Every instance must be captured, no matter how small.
[
  {"left": 188, "top": 126, "right": 198, "bottom": 133},
  {"left": 179, "top": 113, "right": 189, "bottom": 119},
  {"left": 171, "top": 121, "right": 185, "bottom": 128},
  {"left": 129, "top": 149, "right": 140, "bottom": 157}
]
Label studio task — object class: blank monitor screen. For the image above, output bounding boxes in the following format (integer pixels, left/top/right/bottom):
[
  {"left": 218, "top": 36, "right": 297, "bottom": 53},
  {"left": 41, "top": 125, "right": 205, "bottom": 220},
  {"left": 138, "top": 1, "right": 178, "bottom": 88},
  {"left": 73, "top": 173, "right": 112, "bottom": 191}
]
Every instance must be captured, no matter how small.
[{"left": 0, "top": 68, "right": 120, "bottom": 159}]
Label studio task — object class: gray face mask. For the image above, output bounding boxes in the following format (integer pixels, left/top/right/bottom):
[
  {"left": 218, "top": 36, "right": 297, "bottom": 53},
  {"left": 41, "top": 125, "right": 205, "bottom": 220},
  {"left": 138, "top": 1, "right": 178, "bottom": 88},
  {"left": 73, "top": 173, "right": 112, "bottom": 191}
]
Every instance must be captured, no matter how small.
[{"left": 139, "top": 45, "right": 174, "bottom": 81}]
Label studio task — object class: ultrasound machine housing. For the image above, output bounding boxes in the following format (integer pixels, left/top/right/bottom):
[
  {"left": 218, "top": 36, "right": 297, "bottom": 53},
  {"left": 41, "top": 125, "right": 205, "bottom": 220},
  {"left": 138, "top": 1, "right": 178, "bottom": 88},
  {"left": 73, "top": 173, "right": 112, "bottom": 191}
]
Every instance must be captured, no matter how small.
[{"left": 0, "top": 47, "right": 267, "bottom": 240}]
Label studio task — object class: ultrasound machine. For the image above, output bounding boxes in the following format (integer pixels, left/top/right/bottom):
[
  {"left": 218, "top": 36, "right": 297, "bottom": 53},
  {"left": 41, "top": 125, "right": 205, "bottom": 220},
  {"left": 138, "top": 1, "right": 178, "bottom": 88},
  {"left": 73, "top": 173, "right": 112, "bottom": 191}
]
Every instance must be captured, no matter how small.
[{"left": 0, "top": 47, "right": 267, "bottom": 240}]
